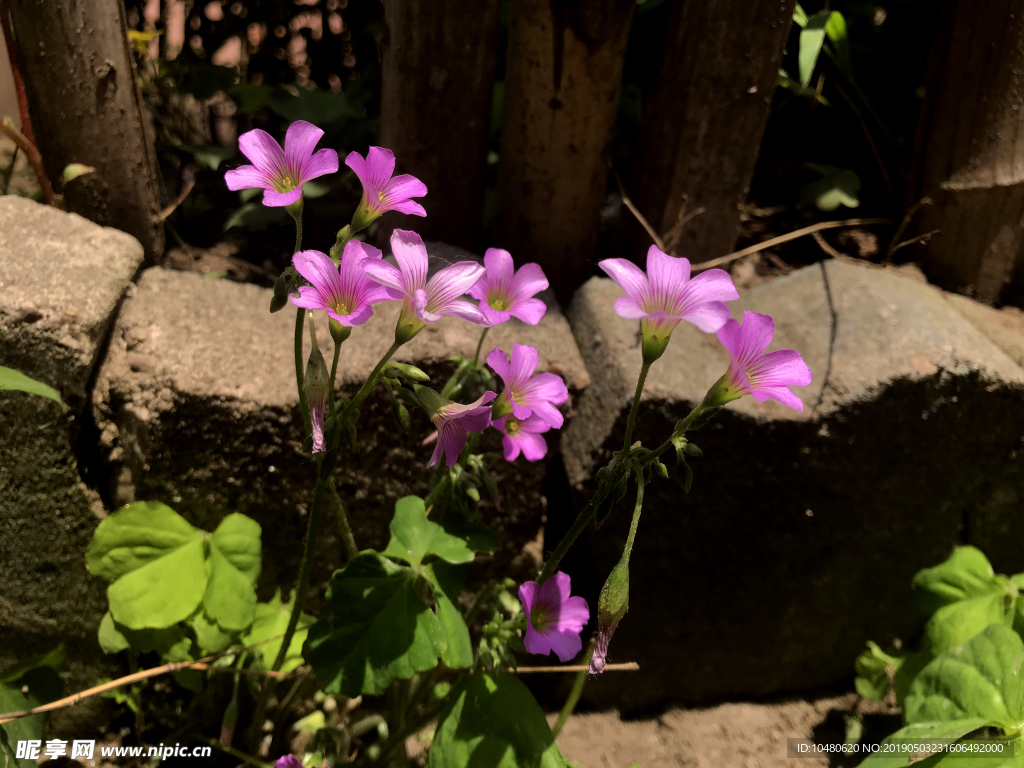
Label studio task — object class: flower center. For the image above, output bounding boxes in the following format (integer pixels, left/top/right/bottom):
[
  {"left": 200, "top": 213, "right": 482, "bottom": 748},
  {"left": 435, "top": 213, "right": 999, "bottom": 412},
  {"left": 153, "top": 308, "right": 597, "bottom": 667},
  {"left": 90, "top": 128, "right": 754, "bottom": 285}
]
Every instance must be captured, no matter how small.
[
  {"left": 530, "top": 605, "right": 551, "bottom": 632},
  {"left": 274, "top": 174, "right": 296, "bottom": 193},
  {"left": 489, "top": 295, "right": 507, "bottom": 311},
  {"left": 333, "top": 300, "right": 350, "bottom": 316},
  {"left": 378, "top": 190, "right": 386, "bottom": 203},
  {"left": 505, "top": 417, "right": 522, "bottom": 435}
]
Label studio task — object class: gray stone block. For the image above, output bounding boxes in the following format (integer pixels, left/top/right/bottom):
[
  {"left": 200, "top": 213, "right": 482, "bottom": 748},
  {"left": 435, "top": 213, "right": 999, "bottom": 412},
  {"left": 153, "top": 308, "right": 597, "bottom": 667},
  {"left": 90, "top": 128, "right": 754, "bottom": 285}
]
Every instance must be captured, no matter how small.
[
  {"left": 93, "top": 259, "right": 589, "bottom": 612},
  {"left": 0, "top": 196, "right": 144, "bottom": 730},
  {"left": 564, "top": 259, "right": 1024, "bottom": 712}
]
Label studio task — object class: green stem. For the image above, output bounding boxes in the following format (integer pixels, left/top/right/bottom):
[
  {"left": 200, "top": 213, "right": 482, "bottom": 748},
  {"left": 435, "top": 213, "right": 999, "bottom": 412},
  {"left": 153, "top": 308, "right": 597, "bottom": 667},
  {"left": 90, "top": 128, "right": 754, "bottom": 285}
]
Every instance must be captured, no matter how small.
[
  {"left": 271, "top": 479, "right": 325, "bottom": 673},
  {"left": 329, "top": 332, "right": 342, "bottom": 410},
  {"left": 289, "top": 198, "right": 304, "bottom": 253},
  {"left": 329, "top": 224, "right": 353, "bottom": 261},
  {"left": 622, "top": 360, "right": 651, "bottom": 451},
  {"left": 552, "top": 639, "right": 596, "bottom": 738},
  {"left": 623, "top": 464, "right": 646, "bottom": 561},
  {"left": 537, "top": 497, "right": 598, "bottom": 585},
  {"left": 205, "top": 739, "right": 272, "bottom": 768},
  {"left": 294, "top": 308, "right": 312, "bottom": 437},
  {"left": 472, "top": 326, "right": 490, "bottom": 366},
  {"left": 339, "top": 341, "right": 403, "bottom": 421},
  {"left": 328, "top": 478, "right": 359, "bottom": 560}
]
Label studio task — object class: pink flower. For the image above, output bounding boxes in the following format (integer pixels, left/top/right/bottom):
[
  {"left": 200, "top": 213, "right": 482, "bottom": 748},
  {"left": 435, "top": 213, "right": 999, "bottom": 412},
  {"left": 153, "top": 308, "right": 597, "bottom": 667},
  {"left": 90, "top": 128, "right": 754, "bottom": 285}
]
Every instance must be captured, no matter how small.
[
  {"left": 362, "top": 230, "right": 487, "bottom": 341},
  {"left": 289, "top": 243, "right": 392, "bottom": 326},
  {"left": 345, "top": 146, "right": 427, "bottom": 229},
  {"left": 417, "top": 388, "right": 496, "bottom": 468},
  {"left": 275, "top": 757, "right": 303, "bottom": 768},
  {"left": 519, "top": 572, "right": 590, "bottom": 662},
  {"left": 225, "top": 120, "right": 338, "bottom": 207},
  {"left": 466, "top": 248, "right": 549, "bottom": 326},
  {"left": 715, "top": 311, "right": 813, "bottom": 412},
  {"left": 599, "top": 245, "right": 739, "bottom": 361},
  {"left": 492, "top": 415, "right": 550, "bottom": 462},
  {"left": 486, "top": 344, "right": 568, "bottom": 428}
]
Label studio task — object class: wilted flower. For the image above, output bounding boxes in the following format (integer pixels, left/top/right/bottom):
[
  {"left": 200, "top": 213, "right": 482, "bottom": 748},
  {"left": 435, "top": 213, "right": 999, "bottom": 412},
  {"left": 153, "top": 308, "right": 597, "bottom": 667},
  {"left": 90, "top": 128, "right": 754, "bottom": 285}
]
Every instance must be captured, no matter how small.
[
  {"left": 303, "top": 320, "right": 331, "bottom": 454},
  {"left": 589, "top": 560, "right": 629, "bottom": 675},
  {"left": 415, "top": 386, "right": 496, "bottom": 468},
  {"left": 598, "top": 245, "right": 739, "bottom": 362},
  {"left": 492, "top": 414, "right": 550, "bottom": 462},
  {"left": 346, "top": 146, "right": 427, "bottom": 230},
  {"left": 362, "top": 229, "right": 487, "bottom": 342},
  {"left": 519, "top": 572, "right": 590, "bottom": 662},
  {"left": 225, "top": 120, "right": 338, "bottom": 207},
  {"left": 467, "top": 248, "right": 549, "bottom": 326},
  {"left": 709, "top": 311, "right": 813, "bottom": 412},
  {"left": 486, "top": 344, "right": 568, "bottom": 428},
  {"left": 289, "top": 243, "right": 392, "bottom": 326}
]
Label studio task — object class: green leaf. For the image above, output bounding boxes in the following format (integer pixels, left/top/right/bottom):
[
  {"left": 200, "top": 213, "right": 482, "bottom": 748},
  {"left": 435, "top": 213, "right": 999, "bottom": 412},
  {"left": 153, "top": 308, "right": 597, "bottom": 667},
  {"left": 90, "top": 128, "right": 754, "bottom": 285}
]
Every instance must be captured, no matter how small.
[
  {"left": 798, "top": 10, "right": 830, "bottom": 87},
  {"left": 0, "top": 646, "right": 64, "bottom": 685},
  {"left": 824, "top": 11, "right": 853, "bottom": 77},
  {"left": 443, "top": 522, "right": 500, "bottom": 556},
  {"left": 244, "top": 591, "right": 315, "bottom": 674},
  {"left": 190, "top": 612, "right": 234, "bottom": 655},
  {"left": 203, "top": 514, "right": 261, "bottom": 631},
  {"left": 0, "top": 725, "right": 18, "bottom": 768},
  {"left": 801, "top": 164, "right": 860, "bottom": 211},
  {"left": 0, "top": 664, "right": 63, "bottom": 768},
  {"left": 426, "top": 563, "right": 473, "bottom": 670},
  {"left": 855, "top": 720, "right": 991, "bottom": 768},
  {"left": 855, "top": 641, "right": 901, "bottom": 701},
  {"left": 98, "top": 612, "right": 192, "bottom": 660},
  {"left": 304, "top": 553, "right": 446, "bottom": 696},
  {"left": 793, "top": 4, "right": 808, "bottom": 27},
  {"left": 87, "top": 502, "right": 208, "bottom": 630},
  {"left": 914, "top": 547, "right": 1002, "bottom": 615},
  {"left": 382, "top": 496, "right": 475, "bottom": 567},
  {"left": 180, "top": 145, "right": 236, "bottom": 171},
  {"left": 905, "top": 624, "right": 1024, "bottom": 731},
  {"left": 0, "top": 366, "right": 61, "bottom": 404},
  {"left": 925, "top": 592, "right": 1011, "bottom": 656},
  {"left": 61, "top": 163, "right": 95, "bottom": 186},
  {"left": 427, "top": 671, "right": 567, "bottom": 768}
]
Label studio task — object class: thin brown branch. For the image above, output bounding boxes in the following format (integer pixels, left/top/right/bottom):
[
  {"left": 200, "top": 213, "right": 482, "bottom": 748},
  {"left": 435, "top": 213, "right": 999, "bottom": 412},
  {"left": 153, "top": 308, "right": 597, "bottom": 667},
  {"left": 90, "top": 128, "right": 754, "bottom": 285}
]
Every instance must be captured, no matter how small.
[
  {"left": 886, "top": 197, "right": 934, "bottom": 263},
  {"left": 888, "top": 229, "right": 939, "bottom": 259},
  {"left": 0, "top": 118, "right": 54, "bottom": 205},
  {"left": 159, "top": 178, "right": 195, "bottom": 220},
  {"left": 0, "top": 633, "right": 289, "bottom": 725},
  {"left": 662, "top": 199, "right": 706, "bottom": 254},
  {"left": 609, "top": 163, "right": 666, "bottom": 252},
  {"left": 693, "top": 217, "right": 891, "bottom": 271},
  {"left": 511, "top": 662, "right": 640, "bottom": 673},
  {"left": 0, "top": 0, "right": 36, "bottom": 148},
  {"left": 812, "top": 230, "right": 849, "bottom": 261}
]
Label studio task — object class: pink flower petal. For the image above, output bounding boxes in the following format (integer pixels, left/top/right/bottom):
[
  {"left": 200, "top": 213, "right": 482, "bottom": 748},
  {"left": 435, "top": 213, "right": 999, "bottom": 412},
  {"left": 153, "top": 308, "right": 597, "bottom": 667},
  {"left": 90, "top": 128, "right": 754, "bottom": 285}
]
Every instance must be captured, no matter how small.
[
  {"left": 613, "top": 295, "right": 649, "bottom": 320},
  {"left": 482, "top": 248, "right": 515, "bottom": 285},
  {"left": 485, "top": 348, "right": 512, "bottom": 382},
  {"left": 383, "top": 173, "right": 428, "bottom": 203},
  {"left": 331, "top": 303, "right": 374, "bottom": 326},
  {"left": 518, "top": 581, "right": 538, "bottom": 617},
  {"left": 509, "top": 297, "right": 546, "bottom": 325},
  {"left": 293, "top": 250, "right": 341, "bottom": 296},
  {"left": 680, "top": 268, "right": 740, "bottom": 309},
  {"left": 508, "top": 262, "right": 549, "bottom": 300},
  {"left": 391, "top": 229, "right": 430, "bottom": 292},
  {"left": 238, "top": 129, "right": 285, "bottom": 174},
  {"left": 545, "top": 630, "right": 584, "bottom": 663},
  {"left": 389, "top": 199, "right": 427, "bottom": 216},
  {"left": 520, "top": 371, "right": 568, "bottom": 407},
  {"left": 303, "top": 148, "right": 339, "bottom": 181},
  {"left": 525, "top": 402, "right": 562, "bottom": 429},
  {"left": 426, "top": 261, "right": 485, "bottom": 309},
  {"left": 414, "top": 288, "right": 442, "bottom": 322},
  {"left": 516, "top": 430, "right": 548, "bottom": 462},
  {"left": 290, "top": 285, "right": 329, "bottom": 311},
  {"left": 755, "top": 385, "right": 806, "bottom": 412},
  {"left": 598, "top": 258, "right": 649, "bottom": 303},
  {"left": 557, "top": 595, "right": 591, "bottom": 632},
  {"left": 224, "top": 164, "right": 268, "bottom": 190},
  {"left": 501, "top": 433, "right": 522, "bottom": 461},
  {"left": 441, "top": 299, "right": 488, "bottom": 325},
  {"left": 719, "top": 311, "right": 774, "bottom": 364},
  {"left": 284, "top": 120, "right": 325, "bottom": 172},
  {"left": 680, "top": 300, "right": 731, "bottom": 333},
  {"left": 361, "top": 259, "right": 407, "bottom": 294},
  {"left": 478, "top": 303, "right": 511, "bottom": 326},
  {"left": 748, "top": 349, "right": 813, "bottom": 388},
  {"left": 646, "top": 246, "right": 691, "bottom": 297},
  {"left": 263, "top": 187, "right": 303, "bottom": 207},
  {"left": 508, "top": 344, "right": 540, "bottom": 388}
]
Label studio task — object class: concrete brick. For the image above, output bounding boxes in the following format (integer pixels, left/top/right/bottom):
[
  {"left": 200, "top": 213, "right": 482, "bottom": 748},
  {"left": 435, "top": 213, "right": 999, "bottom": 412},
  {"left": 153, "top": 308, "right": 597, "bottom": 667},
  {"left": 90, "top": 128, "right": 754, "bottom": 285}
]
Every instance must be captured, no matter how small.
[
  {"left": 0, "top": 196, "right": 144, "bottom": 731},
  {"left": 564, "top": 259, "right": 1024, "bottom": 712},
  {"left": 93, "top": 250, "right": 589, "bottom": 612}
]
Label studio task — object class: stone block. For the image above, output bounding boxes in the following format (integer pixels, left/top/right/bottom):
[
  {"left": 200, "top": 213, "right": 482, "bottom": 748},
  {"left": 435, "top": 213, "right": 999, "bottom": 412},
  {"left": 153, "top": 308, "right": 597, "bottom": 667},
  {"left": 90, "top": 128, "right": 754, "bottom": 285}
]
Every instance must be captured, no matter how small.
[
  {"left": 564, "top": 259, "right": 1024, "bottom": 712},
  {"left": 0, "top": 196, "right": 144, "bottom": 730},
  {"left": 93, "top": 250, "right": 589, "bottom": 612}
]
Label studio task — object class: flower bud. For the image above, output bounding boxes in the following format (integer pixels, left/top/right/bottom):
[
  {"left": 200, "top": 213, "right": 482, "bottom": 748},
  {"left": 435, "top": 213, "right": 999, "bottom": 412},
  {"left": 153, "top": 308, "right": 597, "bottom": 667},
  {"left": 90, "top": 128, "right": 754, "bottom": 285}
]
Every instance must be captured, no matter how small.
[
  {"left": 388, "top": 363, "right": 430, "bottom": 382},
  {"left": 304, "top": 319, "right": 331, "bottom": 454},
  {"left": 329, "top": 317, "right": 352, "bottom": 345},
  {"left": 590, "top": 559, "right": 629, "bottom": 674},
  {"left": 641, "top": 331, "right": 671, "bottom": 365}
]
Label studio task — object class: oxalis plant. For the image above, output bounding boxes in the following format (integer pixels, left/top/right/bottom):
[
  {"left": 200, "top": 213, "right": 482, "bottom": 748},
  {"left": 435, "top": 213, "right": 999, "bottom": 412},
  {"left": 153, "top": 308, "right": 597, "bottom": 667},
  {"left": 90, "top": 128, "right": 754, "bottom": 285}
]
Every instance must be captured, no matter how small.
[
  {"left": 850, "top": 546, "right": 1024, "bottom": 766},
  {"left": 0, "top": 120, "right": 812, "bottom": 768}
]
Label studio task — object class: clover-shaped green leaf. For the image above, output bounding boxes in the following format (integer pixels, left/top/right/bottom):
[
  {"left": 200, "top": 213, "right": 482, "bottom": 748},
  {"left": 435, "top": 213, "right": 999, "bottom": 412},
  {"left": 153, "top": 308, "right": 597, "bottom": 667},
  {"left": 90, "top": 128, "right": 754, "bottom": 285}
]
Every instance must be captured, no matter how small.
[
  {"left": 382, "top": 496, "right": 475, "bottom": 567},
  {"left": 304, "top": 553, "right": 446, "bottom": 696},
  {"left": 244, "top": 590, "right": 316, "bottom": 673}
]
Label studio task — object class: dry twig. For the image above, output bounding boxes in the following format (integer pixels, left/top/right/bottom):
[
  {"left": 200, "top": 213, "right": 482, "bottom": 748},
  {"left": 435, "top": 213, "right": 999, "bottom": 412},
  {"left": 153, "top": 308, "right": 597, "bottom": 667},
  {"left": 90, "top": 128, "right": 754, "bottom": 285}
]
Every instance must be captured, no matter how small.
[
  {"left": 0, "top": 118, "right": 55, "bottom": 206},
  {"left": 512, "top": 662, "right": 640, "bottom": 673},
  {"left": 885, "top": 197, "right": 932, "bottom": 263}
]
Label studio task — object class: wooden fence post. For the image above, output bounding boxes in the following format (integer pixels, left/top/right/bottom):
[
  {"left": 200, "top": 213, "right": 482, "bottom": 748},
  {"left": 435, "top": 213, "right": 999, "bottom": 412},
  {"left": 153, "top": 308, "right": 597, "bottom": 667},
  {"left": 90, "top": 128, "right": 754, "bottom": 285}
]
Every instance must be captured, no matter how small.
[
  {"left": 909, "top": 0, "right": 1024, "bottom": 305},
  {"left": 5, "top": 0, "right": 164, "bottom": 260},
  {"left": 495, "top": 0, "right": 635, "bottom": 304},
  {"left": 620, "top": 0, "right": 797, "bottom": 265},
  {"left": 377, "top": 0, "right": 500, "bottom": 251}
]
